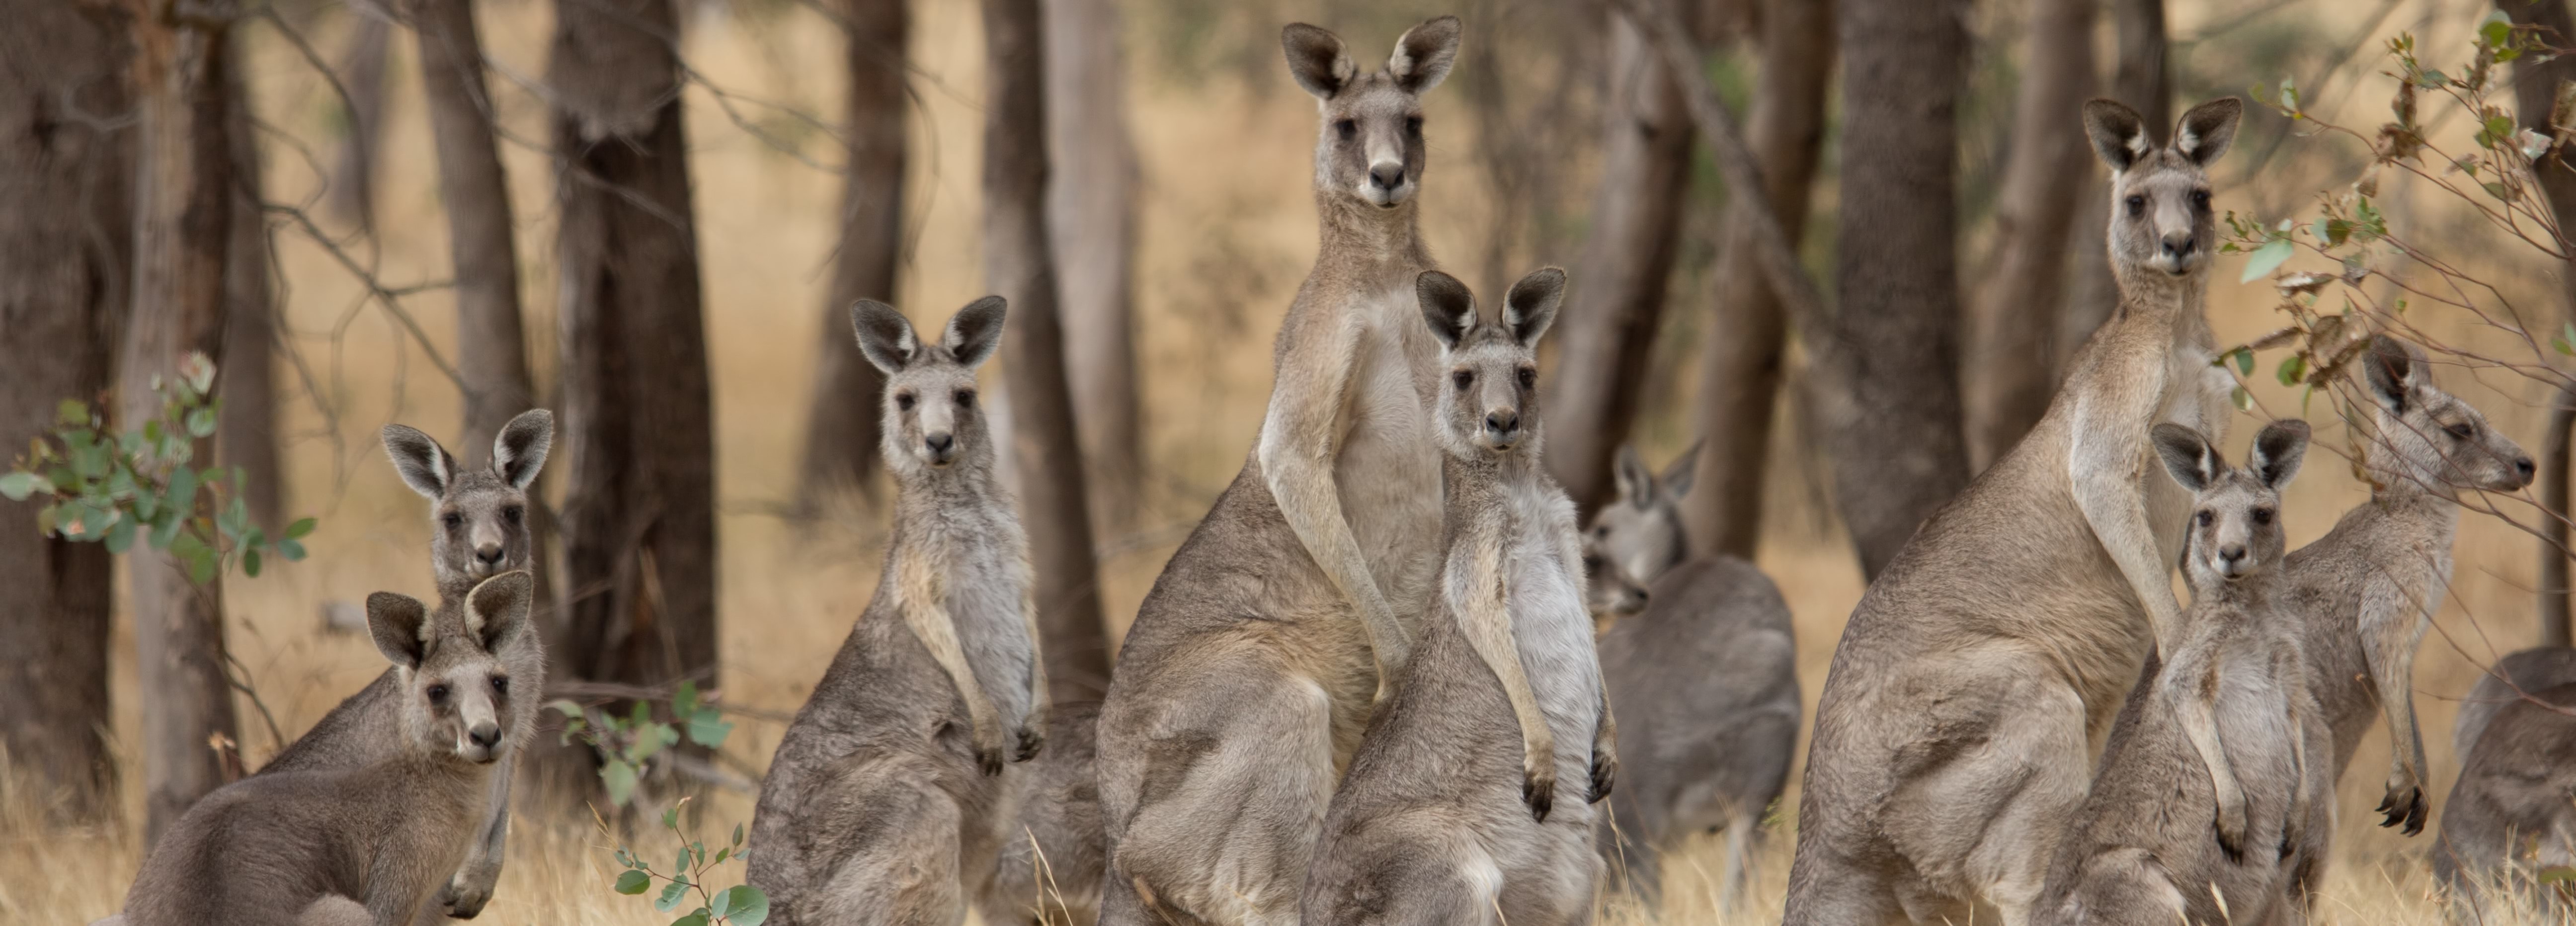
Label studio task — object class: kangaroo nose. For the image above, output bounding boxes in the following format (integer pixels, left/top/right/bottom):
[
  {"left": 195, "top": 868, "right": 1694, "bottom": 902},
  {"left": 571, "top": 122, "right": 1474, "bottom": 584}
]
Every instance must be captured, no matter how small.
[
  {"left": 1369, "top": 163, "right": 1405, "bottom": 191},
  {"left": 2161, "top": 231, "right": 2197, "bottom": 260},
  {"left": 475, "top": 543, "right": 504, "bottom": 566},
  {"left": 1485, "top": 410, "right": 1520, "bottom": 437},
  {"left": 925, "top": 433, "right": 955, "bottom": 454},
  {"left": 467, "top": 723, "right": 502, "bottom": 750},
  {"left": 2517, "top": 456, "right": 2538, "bottom": 484},
  {"left": 2218, "top": 544, "right": 2247, "bottom": 565}
]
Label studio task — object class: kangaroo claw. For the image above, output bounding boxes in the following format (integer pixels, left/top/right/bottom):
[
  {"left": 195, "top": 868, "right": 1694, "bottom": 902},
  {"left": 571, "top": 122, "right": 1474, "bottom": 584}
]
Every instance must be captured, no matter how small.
[
  {"left": 2376, "top": 786, "right": 2426, "bottom": 835},
  {"left": 1524, "top": 769, "right": 1555, "bottom": 823},
  {"left": 1013, "top": 726, "right": 1046, "bottom": 763},
  {"left": 1589, "top": 751, "right": 1616, "bottom": 804},
  {"left": 2215, "top": 807, "right": 2247, "bottom": 862}
]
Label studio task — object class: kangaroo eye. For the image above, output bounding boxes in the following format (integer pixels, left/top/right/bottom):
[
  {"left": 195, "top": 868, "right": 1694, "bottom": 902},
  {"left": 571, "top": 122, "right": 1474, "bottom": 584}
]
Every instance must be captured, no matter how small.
[
  {"left": 2125, "top": 195, "right": 2146, "bottom": 217},
  {"left": 1452, "top": 370, "right": 1474, "bottom": 390},
  {"left": 1593, "top": 525, "right": 1610, "bottom": 538},
  {"left": 2195, "top": 509, "right": 2214, "bottom": 526},
  {"left": 1404, "top": 115, "right": 1423, "bottom": 137},
  {"left": 502, "top": 505, "right": 523, "bottom": 525},
  {"left": 1582, "top": 554, "right": 1605, "bottom": 572},
  {"left": 2445, "top": 422, "right": 2474, "bottom": 439},
  {"left": 427, "top": 684, "right": 451, "bottom": 705},
  {"left": 895, "top": 392, "right": 916, "bottom": 412},
  {"left": 1334, "top": 119, "right": 1357, "bottom": 141},
  {"left": 441, "top": 512, "right": 464, "bottom": 531},
  {"left": 2252, "top": 507, "right": 2274, "bottom": 525},
  {"left": 2190, "top": 189, "right": 2212, "bottom": 210},
  {"left": 1516, "top": 367, "right": 1536, "bottom": 390},
  {"left": 955, "top": 389, "right": 976, "bottom": 409},
  {"left": 489, "top": 676, "right": 508, "bottom": 695}
]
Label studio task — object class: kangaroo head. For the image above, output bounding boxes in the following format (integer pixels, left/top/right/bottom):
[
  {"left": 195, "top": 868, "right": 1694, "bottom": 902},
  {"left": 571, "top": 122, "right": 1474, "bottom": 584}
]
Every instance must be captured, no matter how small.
[
  {"left": 1419, "top": 267, "right": 1563, "bottom": 460},
  {"left": 382, "top": 409, "right": 552, "bottom": 596},
  {"left": 369, "top": 571, "right": 535, "bottom": 765},
  {"left": 2362, "top": 335, "right": 2535, "bottom": 496},
  {"left": 1282, "top": 16, "right": 1459, "bottom": 210},
  {"left": 2084, "top": 96, "right": 2240, "bottom": 281},
  {"left": 1586, "top": 441, "right": 1701, "bottom": 585},
  {"left": 2155, "top": 420, "right": 2306, "bottom": 589},
  {"left": 852, "top": 296, "right": 1006, "bottom": 476},
  {"left": 1581, "top": 534, "right": 1649, "bottom": 630}
]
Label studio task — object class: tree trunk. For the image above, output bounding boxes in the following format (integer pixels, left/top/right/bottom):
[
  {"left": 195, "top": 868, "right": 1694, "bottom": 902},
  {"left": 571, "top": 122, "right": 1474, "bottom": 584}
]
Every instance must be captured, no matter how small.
[
  {"left": 2059, "top": 0, "right": 2166, "bottom": 367},
  {"left": 1045, "top": 0, "right": 1144, "bottom": 535},
  {"left": 1823, "top": 0, "right": 1972, "bottom": 579},
  {"left": 327, "top": 7, "right": 390, "bottom": 234},
  {"left": 120, "top": 0, "right": 244, "bottom": 843},
  {"left": 549, "top": 0, "right": 720, "bottom": 703},
  {"left": 982, "top": 0, "right": 1112, "bottom": 703},
  {"left": 221, "top": 58, "right": 280, "bottom": 529},
  {"left": 796, "top": 0, "right": 906, "bottom": 510},
  {"left": 1542, "top": 1, "right": 1704, "bottom": 513},
  {"left": 1685, "top": 0, "right": 1832, "bottom": 559},
  {"left": 1963, "top": 0, "right": 2096, "bottom": 471},
  {"left": 0, "top": 0, "right": 130, "bottom": 824},
  {"left": 2500, "top": 0, "right": 2576, "bottom": 648},
  {"left": 413, "top": 0, "right": 535, "bottom": 458}
]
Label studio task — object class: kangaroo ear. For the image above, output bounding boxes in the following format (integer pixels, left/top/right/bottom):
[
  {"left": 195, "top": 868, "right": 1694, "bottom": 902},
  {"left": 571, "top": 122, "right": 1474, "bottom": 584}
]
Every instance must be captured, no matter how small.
[
  {"left": 492, "top": 409, "right": 554, "bottom": 491},
  {"left": 464, "top": 571, "right": 536, "bottom": 654},
  {"left": 2151, "top": 423, "right": 2220, "bottom": 493},
  {"left": 1659, "top": 439, "right": 1705, "bottom": 501},
  {"left": 850, "top": 300, "right": 920, "bottom": 374},
  {"left": 381, "top": 424, "right": 456, "bottom": 500},
  {"left": 1416, "top": 270, "right": 1476, "bottom": 349},
  {"left": 2082, "top": 98, "right": 2153, "bottom": 173},
  {"left": 1614, "top": 444, "right": 1656, "bottom": 508},
  {"left": 2364, "top": 334, "right": 2422, "bottom": 415},
  {"left": 1282, "top": 23, "right": 1357, "bottom": 100},
  {"left": 2249, "top": 419, "right": 2311, "bottom": 491},
  {"left": 1502, "top": 266, "right": 1566, "bottom": 347},
  {"left": 2174, "top": 97, "right": 2243, "bottom": 167},
  {"left": 366, "top": 591, "right": 432, "bottom": 671},
  {"left": 1389, "top": 16, "right": 1461, "bottom": 94},
  {"left": 944, "top": 296, "right": 1009, "bottom": 368}
]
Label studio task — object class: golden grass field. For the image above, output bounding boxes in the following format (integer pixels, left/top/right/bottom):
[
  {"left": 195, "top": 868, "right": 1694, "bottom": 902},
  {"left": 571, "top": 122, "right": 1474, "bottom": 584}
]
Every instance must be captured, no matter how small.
[{"left": 6, "top": 0, "right": 2574, "bottom": 922}]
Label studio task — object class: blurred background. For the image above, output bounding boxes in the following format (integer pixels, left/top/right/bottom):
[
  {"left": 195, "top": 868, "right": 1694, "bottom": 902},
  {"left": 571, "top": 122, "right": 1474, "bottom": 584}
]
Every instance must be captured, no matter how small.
[{"left": 5, "top": 0, "right": 2573, "bottom": 922}]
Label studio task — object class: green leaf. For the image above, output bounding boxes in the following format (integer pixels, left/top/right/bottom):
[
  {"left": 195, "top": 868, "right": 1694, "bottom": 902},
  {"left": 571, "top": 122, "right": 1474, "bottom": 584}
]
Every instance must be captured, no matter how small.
[
  {"left": 713, "top": 846, "right": 729, "bottom": 865},
  {"left": 56, "top": 399, "right": 87, "bottom": 426},
  {"left": 2240, "top": 237, "right": 2294, "bottom": 283},
  {"left": 550, "top": 699, "right": 588, "bottom": 718},
  {"left": 671, "top": 913, "right": 710, "bottom": 926},
  {"left": 687, "top": 713, "right": 734, "bottom": 749},
  {"left": 2233, "top": 347, "right": 2254, "bottom": 375},
  {"left": 602, "top": 759, "right": 639, "bottom": 807},
  {"left": 285, "top": 517, "right": 316, "bottom": 539},
  {"left": 616, "top": 848, "right": 638, "bottom": 868},
  {"left": 665, "top": 805, "right": 683, "bottom": 831},
  {"left": 243, "top": 546, "right": 262, "bottom": 578},
  {"left": 184, "top": 407, "right": 216, "bottom": 438},
  {"left": 2483, "top": 16, "right": 2513, "bottom": 49},
  {"left": 2232, "top": 386, "right": 2254, "bottom": 412},
  {"left": 2275, "top": 354, "right": 2307, "bottom": 387},
  {"left": 678, "top": 846, "right": 693, "bottom": 874},
  {"left": 0, "top": 471, "right": 48, "bottom": 501},
  {"left": 105, "top": 515, "right": 135, "bottom": 555},
  {"left": 655, "top": 878, "right": 691, "bottom": 913},
  {"left": 2557, "top": 322, "right": 2576, "bottom": 356},
  {"left": 149, "top": 508, "right": 183, "bottom": 550},
  {"left": 616, "top": 870, "right": 652, "bottom": 895},
  {"left": 278, "top": 537, "right": 306, "bottom": 561},
  {"left": 675, "top": 680, "right": 700, "bottom": 718},
  {"left": 165, "top": 466, "right": 197, "bottom": 520},
  {"left": 710, "top": 886, "right": 733, "bottom": 919},
  {"left": 723, "top": 886, "right": 769, "bottom": 926},
  {"left": 184, "top": 544, "right": 216, "bottom": 586},
  {"left": 733, "top": 823, "right": 745, "bottom": 847}
]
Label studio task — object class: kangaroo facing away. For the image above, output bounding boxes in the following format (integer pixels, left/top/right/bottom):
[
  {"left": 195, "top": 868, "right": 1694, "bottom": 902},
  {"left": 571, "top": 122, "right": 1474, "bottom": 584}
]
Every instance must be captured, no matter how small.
[
  {"left": 1094, "top": 16, "right": 1461, "bottom": 926},
  {"left": 2038, "top": 421, "right": 2326, "bottom": 926},
  {"left": 1302, "top": 267, "right": 1612, "bottom": 926},
  {"left": 747, "top": 297, "right": 1048, "bottom": 926},
  {"left": 247, "top": 409, "right": 553, "bottom": 925},
  {"left": 1587, "top": 443, "right": 1798, "bottom": 908},
  {"left": 2434, "top": 681, "right": 2576, "bottom": 922},
  {"left": 117, "top": 573, "right": 540, "bottom": 926},
  {"left": 2452, "top": 647, "right": 2576, "bottom": 763},
  {"left": 1782, "top": 97, "right": 2244, "bottom": 926}
]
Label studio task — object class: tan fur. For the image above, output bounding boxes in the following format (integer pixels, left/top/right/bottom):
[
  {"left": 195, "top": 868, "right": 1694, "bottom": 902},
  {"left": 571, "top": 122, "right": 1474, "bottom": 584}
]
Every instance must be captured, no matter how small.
[{"left": 1782, "top": 98, "right": 2245, "bottom": 926}]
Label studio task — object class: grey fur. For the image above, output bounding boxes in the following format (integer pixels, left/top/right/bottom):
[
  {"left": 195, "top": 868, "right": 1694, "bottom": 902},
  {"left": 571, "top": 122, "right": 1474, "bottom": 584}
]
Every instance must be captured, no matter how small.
[
  {"left": 981, "top": 703, "right": 1107, "bottom": 926},
  {"left": 2452, "top": 648, "right": 2576, "bottom": 762},
  {"left": 747, "top": 297, "right": 1047, "bottom": 926},
  {"left": 2433, "top": 682, "right": 2576, "bottom": 922}
]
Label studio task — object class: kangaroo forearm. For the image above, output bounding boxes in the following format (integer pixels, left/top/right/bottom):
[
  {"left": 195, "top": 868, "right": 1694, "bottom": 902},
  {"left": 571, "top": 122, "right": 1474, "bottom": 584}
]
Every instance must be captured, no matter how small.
[
  {"left": 2073, "top": 474, "right": 2180, "bottom": 650},
  {"left": 1020, "top": 591, "right": 1050, "bottom": 724},
  {"left": 896, "top": 554, "right": 1000, "bottom": 737},
  {"left": 1266, "top": 458, "right": 1405, "bottom": 663},
  {"left": 2363, "top": 606, "right": 2430, "bottom": 780},
  {"left": 1455, "top": 544, "right": 1551, "bottom": 765},
  {"left": 2176, "top": 690, "right": 2244, "bottom": 824}
]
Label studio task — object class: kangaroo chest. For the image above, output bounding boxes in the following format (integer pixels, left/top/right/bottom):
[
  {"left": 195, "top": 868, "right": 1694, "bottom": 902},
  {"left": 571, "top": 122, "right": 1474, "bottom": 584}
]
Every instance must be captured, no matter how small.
[
  {"left": 2144, "top": 332, "right": 2237, "bottom": 562},
  {"left": 1335, "top": 285, "right": 1446, "bottom": 618},
  {"left": 1456, "top": 478, "right": 1601, "bottom": 771}
]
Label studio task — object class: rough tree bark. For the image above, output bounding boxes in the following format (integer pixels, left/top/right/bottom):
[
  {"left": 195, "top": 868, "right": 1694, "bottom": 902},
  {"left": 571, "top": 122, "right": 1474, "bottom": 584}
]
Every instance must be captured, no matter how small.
[
  {"left": 220, "top": 58, "right": 280, "bottom": 529},
  {"left": 2501, "top": 0, "right": 2576, "bottom": 648},
  {"left": 1542, "top": 1, "right": 1705, "bottom": 513},
  {"left": 1045, "top": 0, "right": 1145, "bottom": 535},
  {"left": 120, "top": 0, "right": 244, "bottom": 843},
  {"left": 1824, "top": 0, "right": 1973, "bottom": 579},
  {"left": 548, "top": 0, "right": 720, "bottom": 702},
  {"left": 0, "top": 0, "right": 130, "bottom": 823},
  {"left": 1685, "top": 0, "right": 1833, "bottom": 559},
  {"left": 982, "top": 0, "right": 1113, "bottom": 703},
  {"left": 2059, "top": 0, "right": 2167, "bottom": 367},
  {"left": 795, "top": 0, "right": 906, "bottom": 509},
  {"left": 412, "top": 0, "right": 535, "bottom": 457},
  {"left": 1964, "top": 0, "right": 2096, "bottom": 471},
  {"left": 327, "top": 6, "right": 390, "bottom": 234}
]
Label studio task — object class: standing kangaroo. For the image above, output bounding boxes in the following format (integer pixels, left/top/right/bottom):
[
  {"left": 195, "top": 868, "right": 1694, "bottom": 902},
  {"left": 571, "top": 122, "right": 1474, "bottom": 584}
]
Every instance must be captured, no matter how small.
[
  {"left": 249, "top": 408, "right": 553, "bottom": 924},
  {"left": 118, "top": 573, "right": 540, "bottom": 926},
  {"left": 1094, "top": 16, "right": 1461, "bottom": 926},
  {"left": 2038, "top": 421, "right": 2326, "bottom": 926},
  {"left": 1782, "top": 97, "right": 2244, "bottom": 926},
  {"left": 1301, "top": 267, "right": 1612, "bottom": 926},
  {"left": 2433, "top": 681, "right": 2576, "bottom": 922},
  {"left": 747, "top": 297, "right": 1048, "bottom": 926},
  {"left": 1587, "top": 444, "right": 1797, "bottom": 907}
]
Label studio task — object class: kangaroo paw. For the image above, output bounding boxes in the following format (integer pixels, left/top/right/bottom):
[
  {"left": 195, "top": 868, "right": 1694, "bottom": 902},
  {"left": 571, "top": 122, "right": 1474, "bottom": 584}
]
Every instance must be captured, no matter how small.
[
  {"left": 1589, "top": 749, "right": 1616, "bottom": 804},
  {"left": 2215, "top": 803, "right": 2248, "bottom": 862},
  {"left": 1013, "top": 725, "right": 1046, "bottom": 763},
  {"left": 1524, "top": 765, "right": 1556, "bottom": 823}
]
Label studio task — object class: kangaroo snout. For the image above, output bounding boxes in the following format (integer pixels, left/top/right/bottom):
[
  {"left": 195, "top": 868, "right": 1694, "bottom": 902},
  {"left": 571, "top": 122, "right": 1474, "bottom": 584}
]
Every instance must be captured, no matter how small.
[
  {"left": 924, "top": 432, "right": 956, "bottom": 464},
  {"left": 1368, "top": 162, "right": 1405, "bottom": 192},
  {"left": 2159, "top": 230, "right": 2198, "bottom": 267},
  {"left": 1484, "top": 410, "right": 1521, "bottom": 446},
  {"left": 2514, "top": 455, "right": 2538, "bottom": 487},
  {"left": 474, "top": 543, "right": 505, "bottom": 567},
  {"left": 465, "top": 722, "right": 503, "bottom": 759}
]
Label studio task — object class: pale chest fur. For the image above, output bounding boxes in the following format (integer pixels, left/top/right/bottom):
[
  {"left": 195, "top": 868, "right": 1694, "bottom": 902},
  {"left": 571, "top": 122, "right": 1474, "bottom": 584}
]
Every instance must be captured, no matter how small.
[
  {"left": 894, "top": 506, "right": 1039, "bottom": 728},
  {"left": 2144, "top": 335, "right": 2238, "bottom": 563},
  {"left": 1446, "top": 474, "right": 1602, "bottom": 779},
  {"left": 1335, "top": 284, "right": 1446, "bottom": 619}
]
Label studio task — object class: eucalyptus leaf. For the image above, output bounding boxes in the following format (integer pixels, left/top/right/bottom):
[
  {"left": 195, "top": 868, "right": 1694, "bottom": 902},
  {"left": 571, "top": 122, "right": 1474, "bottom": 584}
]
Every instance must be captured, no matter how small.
[
  {"left": 617, "top": 870, "right": 652, "bottom": 895},
  {"left": 655, "top": 878, "right": 690, "bottom": 913},
  {"left": 2241, "top": 238, "right": 2295, "bottom": 283},
  {"left": 0, "top": 471, "right": 45, "bottom": 502},
  {"left": 603, "top": 759, "right": 639, "bottom": 807},
  {"left": 724, "top": 886, "right": 769, "bottom": 926},
  {"left": 285, "top": 517, "right": 316, "bottom": 539}
]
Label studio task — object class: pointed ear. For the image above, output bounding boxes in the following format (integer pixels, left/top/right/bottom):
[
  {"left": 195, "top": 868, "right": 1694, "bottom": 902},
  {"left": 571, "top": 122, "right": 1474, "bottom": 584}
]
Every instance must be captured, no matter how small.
[
  {"left": 1282, "top": 23, "right": 1357, "bottom": 100},
  {"left": 1614, "top": 444, "right": 1656, "bottom": 508},
  {"left": 2249, "top": 419, "right": 2311, "bottom": 491},
  {"left": 2151, "top": 423, "right": 2220, "bottom": 493},
  {"left": 464, "top": 571, "right": 536, "bottom": 654},
  {"left": 943, "top": 296, "right": 1008, "bottom": 368},
  {"left": 2364, "top": 334, "right": 2421, "bottom": 415},
  {"left": 2082, "top": 98, "right": 2153, "bottom": 173},
  {"left": 381, "top": 424, "right": 456, "bottom": 500},
  {"left": 850, "top": 299, "right": 920, "bottom": 374},
  {"left": 1659, "top": 439, "right": 1704, "bottom": 501},
  {"left": 1389, "top": 16, "right": 1461, "bottom": 94},
  {"left": 2174, "top": 97, "right": 2243, "bottom": 167},
  {"left": 1416, "top": 270, "right": 1476, "bottom": 349},
  {"left": 491, "top": 409, "right": 554, "bottom": 491},
  {"left": 366, "top": 591, "right": 431, "bottom": 671},
  {"left": 1502, "top": 266, "right": 1566, "bottom": 347}
]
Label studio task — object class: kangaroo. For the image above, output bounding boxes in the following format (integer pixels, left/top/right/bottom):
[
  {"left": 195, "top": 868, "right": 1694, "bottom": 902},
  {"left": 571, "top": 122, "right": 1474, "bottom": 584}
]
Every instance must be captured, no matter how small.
[
  {"left": 2452, "top": 647, "right": 2576, "bottom": 762},
  {"left": 1093, "top": 16, "right": 1461, "bottom": 926},
  {"left": 1586, "top": 444, "right": 1798, "bottom": 907},
  {"left": 980, "top": 701, "right": 1107, "bottom": 926},
  {"left": 2433, "top": 681, "right": 2576, "bottom": 923},
  {"left": 2037, "top": 421, "right": 2326, "bottom": 926},
  {"left": 1782, "top": 97, "right": 2244, "bottom": 926},
  {"left": 1581, "top": 539, "right": 1649, "bottom": 631},
  {"left": 245, "top": 408, "right": 553, "bottom": 924},
  {"left": 117, "top": 573, "right": 539, "bottom": 926},
  {"left": 1301, "top": 267, "right": 1611, "bottom": 926},
  {"left": 747, "top": 297, "right": 1048, "bottom": 926}
]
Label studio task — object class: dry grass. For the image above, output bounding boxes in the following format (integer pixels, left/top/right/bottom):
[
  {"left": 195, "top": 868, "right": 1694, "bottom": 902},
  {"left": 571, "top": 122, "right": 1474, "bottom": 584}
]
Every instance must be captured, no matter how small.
[{"left": 6, "top": 0, "right": 2573, "bottom": 922}]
